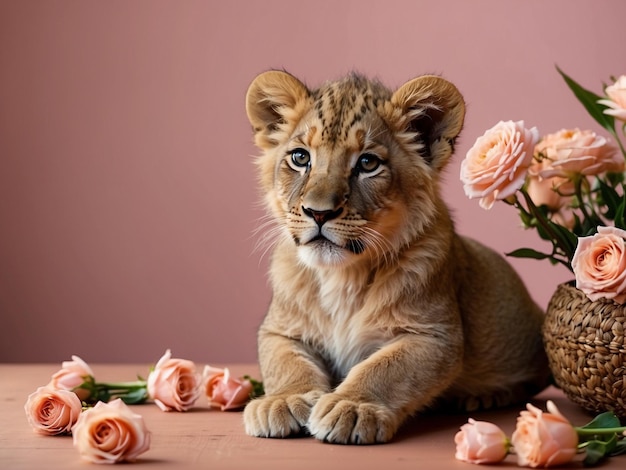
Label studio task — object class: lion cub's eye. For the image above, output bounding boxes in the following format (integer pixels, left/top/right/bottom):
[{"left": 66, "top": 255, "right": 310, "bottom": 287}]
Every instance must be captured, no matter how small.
[
  {"left": 289, "top": 148, "right": 311, "bottom": 169},
  {"left": 356, "top": 153, "right": 382, "bottom": 174}
]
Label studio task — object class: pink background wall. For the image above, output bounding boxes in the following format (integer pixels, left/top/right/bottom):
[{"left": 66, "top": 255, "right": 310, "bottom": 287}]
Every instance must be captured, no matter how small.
[{"left": 1, "top": 0, "right": 625, "bottom": 364}]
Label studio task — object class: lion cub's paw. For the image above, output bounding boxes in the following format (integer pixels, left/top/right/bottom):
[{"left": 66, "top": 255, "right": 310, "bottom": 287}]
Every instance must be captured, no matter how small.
[
  {"left": 308, "top": 393, "right": 399, "bottom": 444},
  {"left": 243, "top": 391, "right": 323, "bottom": 438}
]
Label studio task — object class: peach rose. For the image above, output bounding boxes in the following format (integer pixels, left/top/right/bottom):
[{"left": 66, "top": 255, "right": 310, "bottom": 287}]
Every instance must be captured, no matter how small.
[
  {"left": 532, "top": 129, "right": 622, "bottom": 179},
  {"left": 146, "top": 349, "right": 201, "bottom": 411},
  {"left": 72, "top": 398, "right": 150, "bottom": 464},
  {"left": 526, "top": 157, "right": 576, "bottom": 228},
  {"left": 525, "top": 180, "right": 575, "bottom": 229},
  {"left": 24, "top": 386, "right": 83, "bottom": 435},
  {"left": 527, "top": 154, "right": 575, "bottom": 211},
  {"left": 572, "top": 226, "right": 626, "bottom": 303},
  {"left": 461, "top": 120, "right": 538, "bottom": 209},
  {"left": 47, "top": 355, "right": 94, "bottom": 402},
  {"left": 598, "top": 75, "right": 626, "bottom": 122},
  {"left": 204, "top": 366, "right": 254, "bottom": 411},
  {"left": 511, "top": 400, "right": 578, "bottom": 468},
  {"left": 454, "top": 418, "right": 509, "bottom": 464},
  {"left": 525, "top": 174, "right": 570, "bottom": 213}
]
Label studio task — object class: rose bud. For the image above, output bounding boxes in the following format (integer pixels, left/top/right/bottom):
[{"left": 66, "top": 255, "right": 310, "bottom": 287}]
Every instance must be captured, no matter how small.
[
  {"left": 47, "top": 355, "right": 94, "bottom": 402},
  {"left": 204, "top": 366, "right": 254, "bottom": 411},
  {"left": 511, "top": 400, "right": 578, "bottom": 468},
  {"left": 454, "top": 418, "right": 509, "bottom": 464},
  {"left": 598, "top": 75, "right": 626, "bottom": 122},
  {"left": 146, "top": 349, "right": 201, "bottom": 411}
]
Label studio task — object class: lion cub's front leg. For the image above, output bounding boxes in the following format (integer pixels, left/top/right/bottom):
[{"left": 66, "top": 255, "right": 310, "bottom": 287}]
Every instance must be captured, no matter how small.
[
  {"left": 243, "top": 333, "right": 332, "bottom": 438},
  {"left": 308, "top": 335, "right": 462, "bottom": 444}
]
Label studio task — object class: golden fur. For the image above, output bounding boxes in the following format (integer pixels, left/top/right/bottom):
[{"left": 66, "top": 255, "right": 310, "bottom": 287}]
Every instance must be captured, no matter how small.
[{"left": 243, "top": 71, "right": 549, "bottom": 444}]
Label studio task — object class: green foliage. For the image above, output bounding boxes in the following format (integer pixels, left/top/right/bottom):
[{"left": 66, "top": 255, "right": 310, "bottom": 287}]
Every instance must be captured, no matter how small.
[
  {"left": 575, "top": 412, "right": 626, "bottom": 466},
  {"left": 243, "top": 375, "right": 265, "bottom": 398},
  {"left": 509, "top": 68, "right": 626, "bottom": 271},
  {"left": 506, "top": 248, "right": 552, "bottom": 261},
  {"left": 557, "top": 66, "right": 616, "bottom": 135},
  {"left": 75, "top": 375, "right": 149, "bottom": 405}
]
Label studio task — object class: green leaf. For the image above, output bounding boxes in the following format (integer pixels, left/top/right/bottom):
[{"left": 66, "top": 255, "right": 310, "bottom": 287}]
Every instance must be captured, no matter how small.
[
  {"left": 506, "top": 248, "right": 552, "bottom": 260},
  {"left": 118, "top": 387, "right": 148, "bottom": 405},
  {"left": 597, "top": 178, "right": 621, "bottom": 219},
  {"left": 95, "top": 389, "right": 111, "bottom": 403},
  {"left": 582, "top": 433, "right": 619, "bottom": 467},
  {"left": 615, "top": 198, "right": 626, "bottom": 230},
  {"left": 549, "top": 220, "right": 578, "bottom": 257},
  {"left": 609, "top": 440, "right": 626, "bottom": 457},
  {"left": 579, "top": 411, "right": 622, "bottom": 432},
  {"left": 583, "top": 440, "right": 610, "bottom": 466},
  {"left": 557, "top": 66, "right": 616, "bottom": 135},
  {"left": 571, "top": 212, "right": 584, "bottom": 235},
  {"left": 535, "top": 222, "right": 552, "bottom": 242},
  {"left": 243, "top": 375, "right": 265, "bottom": 398},
  {"left": 606, "top": 171, "right": 625, "bottom": 188}
]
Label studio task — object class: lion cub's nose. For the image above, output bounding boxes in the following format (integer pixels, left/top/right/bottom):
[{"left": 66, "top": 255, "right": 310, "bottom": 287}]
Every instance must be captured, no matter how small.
[{"left": 302, "top": 206, "right": 343, "bottom": 227}]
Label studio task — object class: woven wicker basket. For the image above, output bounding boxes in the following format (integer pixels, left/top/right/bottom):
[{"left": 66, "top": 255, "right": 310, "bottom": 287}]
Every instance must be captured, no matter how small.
[{"left": 543, "top": 282, "right": 626, "bottom": 418}]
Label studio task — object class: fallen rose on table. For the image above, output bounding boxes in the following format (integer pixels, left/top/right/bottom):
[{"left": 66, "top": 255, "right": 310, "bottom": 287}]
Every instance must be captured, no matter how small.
[
  {"left": 72, "top": 399, "right": 151, "bottom": 464},
  {"left": 24, "top": 350, "right": 264, "bottom": 464},
  {"left": 31, "top": 349, "right": 264, "bottom": 411},
  {"left": 146, "top": 349, "right": 201, "bottom": 411},
  {"left": 204, "top": 365, "right": 264, "bottom": 411},
  {"left": 25, "top": 386, "right": 82, "bottom": 436},
  {"left": 455, "top": 400, "right": 626, "bottom": 467}
]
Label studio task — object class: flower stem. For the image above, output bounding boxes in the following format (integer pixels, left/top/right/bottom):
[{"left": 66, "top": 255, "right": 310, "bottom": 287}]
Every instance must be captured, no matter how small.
[
  {"left": 517, "top": 190, "right": 575, "bottom": 269},
  {"left": 95, "top": 380, "right": 146, "bottom": 389},
  {"left": 77, "top": 377, "right": 148, "bottom": 405},
  {"left": 575, "top": 426, "right": 626, "bottom": 436}
]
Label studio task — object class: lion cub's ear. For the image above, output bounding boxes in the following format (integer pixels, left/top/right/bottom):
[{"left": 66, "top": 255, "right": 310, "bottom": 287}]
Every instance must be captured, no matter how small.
[
  {"left": 246, "top": 71, "right": 311, "bottom": 149},
  {"left": 390, "top": 76, "right": 465, "bottom": 172}
]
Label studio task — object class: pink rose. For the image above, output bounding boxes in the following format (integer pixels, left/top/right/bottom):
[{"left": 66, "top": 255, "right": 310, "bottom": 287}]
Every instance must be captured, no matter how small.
[
  {"left": 47, "top": 355, "right": 94, "bottom": 402},
  {"left": 598, "top": 75, "right": 626, "bottom": 122},
  {"left": 511, "top": 400, "right": 578, "bottom": 468},
  {"left": 72, "top": 398, "right": 151, "bottom": 464},
  {"left": 525, "top": 174, "right": 571, "bottom": 213},
  {"left": 146, "top": 349, "right": 201, "bottom": 411},
  {"left": 204, "top": 366, "right": 254, "bottom": 411},
  {"left": 527, "top": 156, "right": 574, "bottom": 211},
  {"left": 526, "top": 158, "right": 576, "bottom": 228},
  {"left": 24, "top": 386, "right": 82, "bottom": 435},
  {"left": 533, "top": 129, "right": 622, "bottom": 179},
  {"left": 454, "top": 418, "right": 509, "bottom": 464},
  {"left": 572, "top": 226, "right": 626, "bottom": 303},
  {"left": 461, "top": 120, "right": 538, "bottom": 209}
]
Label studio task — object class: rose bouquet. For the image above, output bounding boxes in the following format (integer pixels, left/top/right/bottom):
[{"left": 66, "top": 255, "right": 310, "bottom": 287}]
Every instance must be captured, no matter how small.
[{"left": 461, "top": 69, "right": 626, "bottom": 302}]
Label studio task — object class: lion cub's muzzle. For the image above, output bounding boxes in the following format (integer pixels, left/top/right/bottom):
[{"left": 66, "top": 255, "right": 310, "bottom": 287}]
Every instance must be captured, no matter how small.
[
  {"left": 298, "top": 205, "right": 366, "bottom": 256},
  {"left": 302, "top": 206, "right": 344, "bottom": 227}
]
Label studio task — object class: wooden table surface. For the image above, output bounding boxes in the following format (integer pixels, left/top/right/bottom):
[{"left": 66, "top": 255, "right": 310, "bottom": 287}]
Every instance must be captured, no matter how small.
[{"left": 1, "top": 363, "right": 624, "bottom": 469}]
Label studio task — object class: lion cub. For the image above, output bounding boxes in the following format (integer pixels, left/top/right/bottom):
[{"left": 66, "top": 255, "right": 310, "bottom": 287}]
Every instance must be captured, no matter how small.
[{"left": 243, "top": 71, "right": 549, "bottom": 444}]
